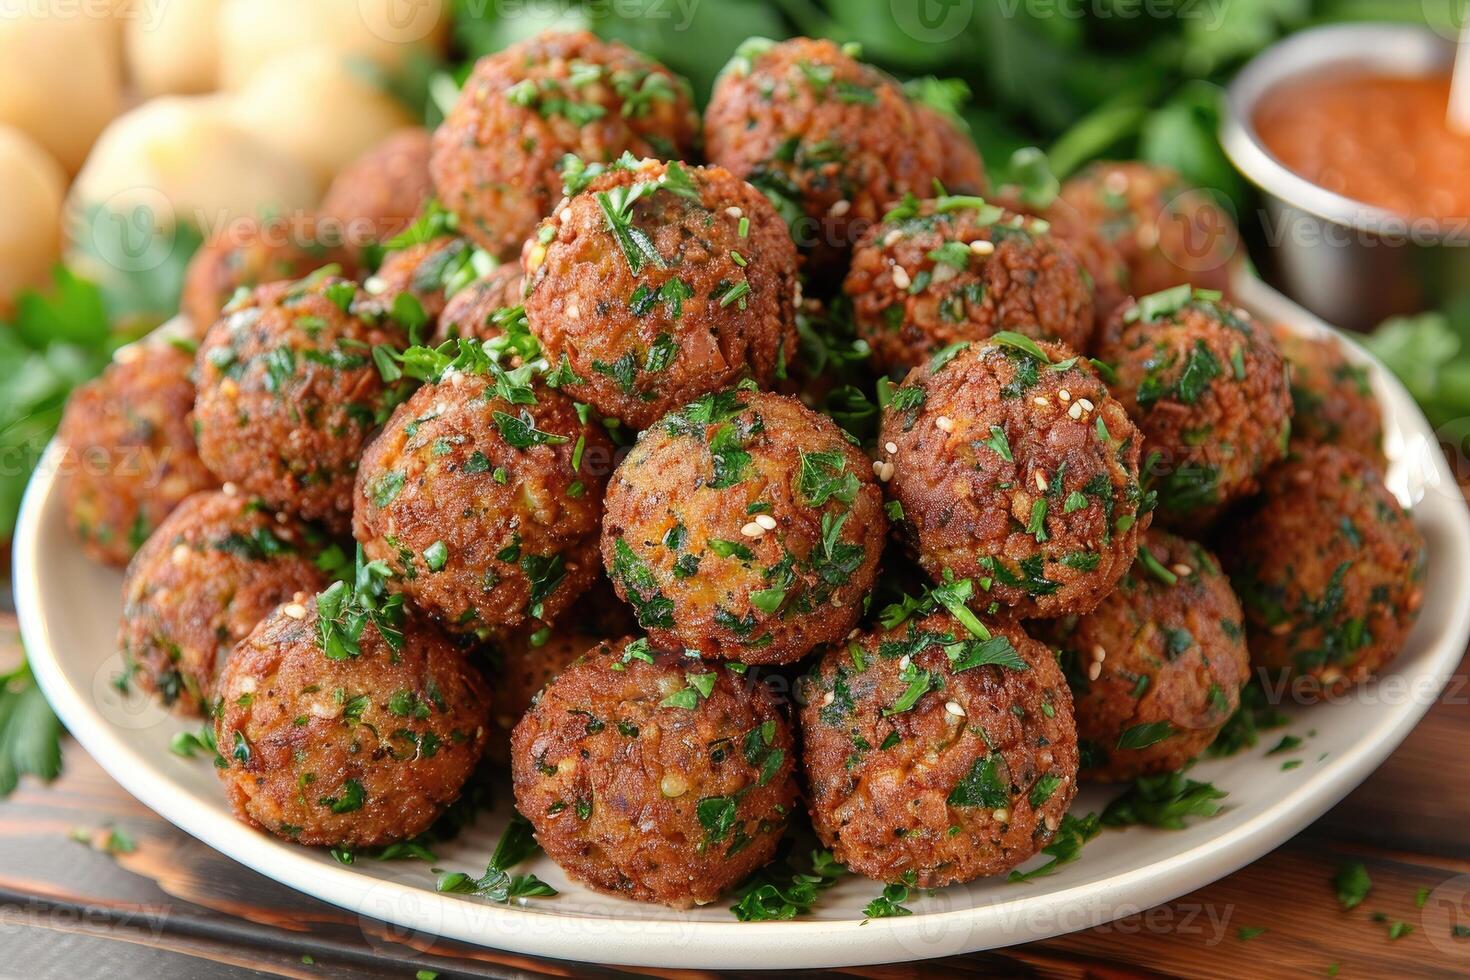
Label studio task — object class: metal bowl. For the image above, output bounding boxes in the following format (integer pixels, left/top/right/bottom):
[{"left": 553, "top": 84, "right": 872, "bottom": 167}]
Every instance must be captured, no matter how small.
[{"left": 1221, "top": 23, "right": 1470, "bottom": 331}]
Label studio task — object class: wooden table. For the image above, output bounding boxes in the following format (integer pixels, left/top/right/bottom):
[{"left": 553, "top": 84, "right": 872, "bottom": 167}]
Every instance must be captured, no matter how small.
[{"left": 3, "top": 610, "right": 1468, "bottom": 979}]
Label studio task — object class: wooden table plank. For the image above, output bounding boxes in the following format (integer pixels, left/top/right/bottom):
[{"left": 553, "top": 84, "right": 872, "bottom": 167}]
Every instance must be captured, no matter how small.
[{"left": 4, "top": 611, "right": 1469, "bottom": 978}]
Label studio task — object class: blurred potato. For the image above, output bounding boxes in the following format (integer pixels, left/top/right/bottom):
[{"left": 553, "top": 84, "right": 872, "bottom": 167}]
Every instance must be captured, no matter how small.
[
  {"left": 218, "top": 0, "right": 449, "bottom": 90},
  {"left": 0, "top": 126, "right": 67, "bottom": 313},
  {"left": 125, "top": 0, "right": 223, "bottom": 96},
  {"left": 0, "top": 11, "right": 123, "bottom": 173},
  {"left": 65, "top": 95, "right": 317, "bottom": 280},
  {"left": 228, "top": 47, "right": 416, "bottom": 190}
]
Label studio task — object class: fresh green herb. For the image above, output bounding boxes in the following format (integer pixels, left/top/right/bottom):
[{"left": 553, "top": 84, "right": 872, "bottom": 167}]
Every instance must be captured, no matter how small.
[
  {"left": 1117, "top": 721, "right": 1173, "bottom": 750},
  {"left": 1101, "top": 773, "right": 1226, "bottom": 829},
  {"left": 731, "top": 849, "right": 846, "bottom": 921},
  {"left": 863, "top": 874, "right": 915, "bottom": 919},
  {"left": 436, "top": 812, "right": 556, "bottom": 904},
  {"left": 1009, "top": 812, "right": 1101, "bottom": 882},
  {"left": 316, "top": 547, "right": 406, "bottom": 659},
  {"left": 798, "top": 450, "right": 859, "bottom": 507},
  {"left": 947, "top": 754, "right": 1007, "bottom": 808},
  {"left": 742, "top": 721, "right": 785, "bottom": 786},
  {"left": 1266, "top": 735, "right": 1303, "bottom": 756},
  {"left": 1136, "top": 546, "right": 1178, "bottom": 586},
  {"left": 945, "top": 634, "right": 1027, "bottom": 673},
  {"left": 982, "top": 425, "right": 1012, "bottom": 461},
  {"left": 0, "top": 660, "right": 63, "bottom": 798},
  {"left": 493, "top": 410, "right": 570, "bottom": 449},
  {"left": 1334, "top": 861, "right": 1371, "bottom": 911}
]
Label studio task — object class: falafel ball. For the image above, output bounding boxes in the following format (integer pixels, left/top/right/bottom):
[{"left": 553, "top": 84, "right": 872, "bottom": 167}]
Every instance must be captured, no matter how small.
[
  {"left": 880, "top": 337, "right": 1149, "bottom": 620},
  {"left": 363, "top": 235, "right": 476, "bottom": 338},
  {"left": 430, "top": 30, "right": 700, "bottom": 259},
  {"left": 434, "top": 262, "right": 524, "bottom": 344},
  {"left": 1058, "top": 160, "right": 1239, "bottom": 298},
  {"left": 705, "top": 37, "right": 948, "bottom": 265},
  {"left": 915, "top": 104, "right": 987, "bottom": 196},
  {"left": 487, "top": 623, "right": 599, "bottom": 766},
  {"left": 844, "top": 196, "right": 1094, "bottom": 372},
  {"left": 1220, "top": 446, "right": 1426, "bottom": 700},
  {"left": 991, "top": 185, "right": 1131, "bottom": 325},
  {"left": 1270, "top": 323, "right": 1383, "bottom": 462},
  {"left": 119, "top": 489, "right": 327, "bottom": 715},
  {"left": 511, "top": 636, "right": 797, "bottom": 907},
  {"left": 193, "top": 275, "right": 410, "bottom": 534},
  {"left": 319, "top": 127, "right": 433, "bottom": 261},
  {"left": 523, "top": 158, "right": 798, "bottom": 430},
  {"left": 1095, "top": 287, "right": 1292, "bottom": 531},
  {"left": 602, "top": 389, "right": 886, "bottom": 665},
  {"left": 353, "top": 371, "right": 611, "bottom": 637},
  {"left": 215, "top": 597, "right": 490, "bottom": 847},
  {"left": 798, "top": 612, "right": 1077, "bottom": 886},
  {"left": 181, "top": 214, "right": 348, "bottom": 335},
  {"left": 58, "top": 342, "right": 219, "bottom": 567},
  {"left": 1039, "top": 528, "right": 1249, "bottom": 781}
]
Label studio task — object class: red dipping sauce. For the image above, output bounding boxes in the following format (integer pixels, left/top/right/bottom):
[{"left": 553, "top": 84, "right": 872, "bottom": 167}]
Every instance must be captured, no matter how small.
[{"left": 1254, "top": 71, "right": 1470, "bottom": 222}]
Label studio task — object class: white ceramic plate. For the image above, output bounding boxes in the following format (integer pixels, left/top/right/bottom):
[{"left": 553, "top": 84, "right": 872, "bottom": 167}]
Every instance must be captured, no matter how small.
[{"left": 15, "top": 278, "right": 1470, "bottom": 969}]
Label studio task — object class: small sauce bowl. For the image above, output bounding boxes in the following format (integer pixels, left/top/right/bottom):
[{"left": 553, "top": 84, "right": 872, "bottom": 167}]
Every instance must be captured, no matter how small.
[{"left": 1222, "top": 23, "right": 1470, "bottom": 331}]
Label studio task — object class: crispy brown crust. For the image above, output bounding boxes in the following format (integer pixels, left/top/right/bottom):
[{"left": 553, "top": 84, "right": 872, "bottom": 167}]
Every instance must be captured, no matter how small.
[
  {"left": 58, "top": 343, "right": 218, "bottom": 567},
  {"left": 511, "top": 637, "right": 797, "bottom": 907},
  {"left": 991, "top": 187, "right": 1131, "bottom": 329},
  {"left": 215, "top": 606, "right": 490, "bottom": 848},
  {"left": 1058, "top": 160, "right": 1239, "bottom": 298},
  {"left": 319, "top": 127, "right": 433, "bottom": 259},
  {"left": 363, "top": 236, "right": 469, "bottom": 334},
  {"left": 352, "top": 374, "right": 611, "bottom": 637},
  {"left": 844, "top": 200, "right": 1093, "bottom": 372},
  {"left": 919, "top": 106, "right": 988, "bottom": 196},
  {"left": 523, "top": 159, "right": 798, "bottom": 430},
  {"left": 798, "top": 613, "right": 1077, "bottom": 886},
  {"left": 1269, "top": 323, "right": 1384, "bottom": 463},
  {"left": 430, "top": 30, "right": 700, "bottom": 259},
  {"left": 120, "top": 490, "right": 327, "bottom": 715},
  {"left": 704, "top": 37, "right": 946, "bottom": 265},
  {"left": 486, "top": 626, "right": 599, "bottom": 767},
  {"left": 1219, "top": 446, "right": 1426, "bottom": 700},
  {"left": 181, "top": 215, "right": 349, "bottom": 336},
  {"left": 602, "top": 390, "right": 886, "bottom": 664},
  {"left": 193, "top": 277, "right": 409, "bottom": 535},
  {"left": 1037, "top": 528, "right": 1248, "bottom": 781},
  {"left": 880, "top": 338, "right": 1148, "bottom": 619},
  {"left": 434, "top": 263, "right": 524, "bottom": 344},
  {"left": 1096, "top": 296, "right": 1292, "bottom": 531}
]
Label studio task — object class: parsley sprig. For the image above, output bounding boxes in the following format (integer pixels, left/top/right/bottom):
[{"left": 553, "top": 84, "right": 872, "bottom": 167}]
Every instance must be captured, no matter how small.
[
  {"left": 436, "top": 811, "right": 557, "bottom": 904},
  {"left": 731, "top": 849, "right": 846, "bottom": 921},
  {"left": 316, "top": 546, "right": 406, "bottom": 659},
  {"left": 0, "top": 659, "right": 63, "bottom": 798}
]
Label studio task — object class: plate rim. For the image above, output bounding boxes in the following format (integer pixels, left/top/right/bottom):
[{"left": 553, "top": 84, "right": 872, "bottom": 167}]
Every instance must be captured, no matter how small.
[{"left": 14, "top": 280, "right": 1470, "bottom": 969}]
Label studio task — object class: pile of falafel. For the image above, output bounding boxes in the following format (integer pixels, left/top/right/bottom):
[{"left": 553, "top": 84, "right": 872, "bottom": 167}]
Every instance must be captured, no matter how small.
[{"left": 58, "top": 32, "right": 1427, "bottom": 910}]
